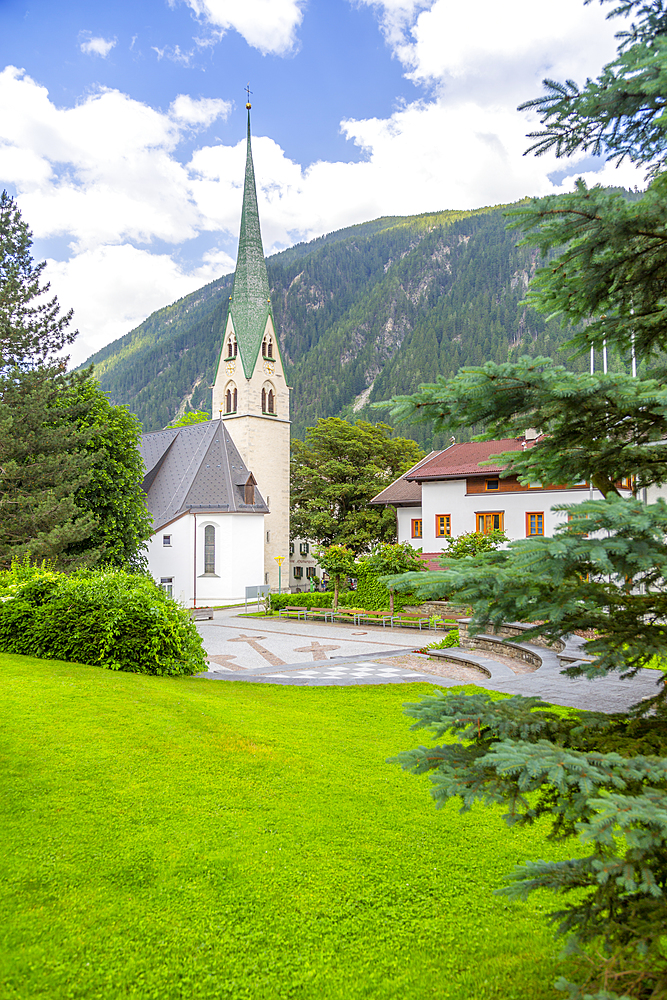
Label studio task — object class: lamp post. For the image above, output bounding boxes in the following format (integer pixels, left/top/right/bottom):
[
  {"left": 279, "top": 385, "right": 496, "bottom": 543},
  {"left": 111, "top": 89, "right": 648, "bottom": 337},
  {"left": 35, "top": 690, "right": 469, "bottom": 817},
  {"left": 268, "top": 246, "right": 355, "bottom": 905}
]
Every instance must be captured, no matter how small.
[{"left": 274, "top": 555, "right": 285, "bottom": 594}]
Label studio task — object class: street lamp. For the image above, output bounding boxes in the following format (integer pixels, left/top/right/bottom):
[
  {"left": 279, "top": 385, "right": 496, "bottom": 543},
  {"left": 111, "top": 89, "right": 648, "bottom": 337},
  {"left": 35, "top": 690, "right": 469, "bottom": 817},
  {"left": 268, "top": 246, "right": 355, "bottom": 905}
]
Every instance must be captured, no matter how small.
[{"left": 274, "top": 555, "right": 285, "bottom": 594}]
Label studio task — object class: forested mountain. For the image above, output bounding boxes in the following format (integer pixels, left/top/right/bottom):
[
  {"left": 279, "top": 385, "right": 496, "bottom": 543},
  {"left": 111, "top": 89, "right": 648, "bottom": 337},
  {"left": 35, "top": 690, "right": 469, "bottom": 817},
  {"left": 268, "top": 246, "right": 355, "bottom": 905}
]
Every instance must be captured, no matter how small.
[{"left": 84, "top": 199, "right": 610, "bottom": 450}]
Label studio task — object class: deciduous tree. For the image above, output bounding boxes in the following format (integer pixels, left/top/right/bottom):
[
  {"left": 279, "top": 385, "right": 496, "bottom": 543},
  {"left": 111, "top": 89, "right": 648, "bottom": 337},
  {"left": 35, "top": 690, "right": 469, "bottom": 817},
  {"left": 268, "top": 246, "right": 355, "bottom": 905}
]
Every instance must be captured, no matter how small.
[{"left": 291, "top": 418, "right": 423, "bottom": 554}]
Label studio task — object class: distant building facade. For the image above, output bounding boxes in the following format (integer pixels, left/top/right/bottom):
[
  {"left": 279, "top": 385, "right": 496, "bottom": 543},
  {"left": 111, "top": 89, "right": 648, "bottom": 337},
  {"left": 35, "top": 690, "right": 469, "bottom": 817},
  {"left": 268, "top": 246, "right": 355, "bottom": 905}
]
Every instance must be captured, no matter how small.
[
  {"left": 288, "top": 538, "right": 324, "bottom": 591},
  {"left": 372, "top": 436, "right": 633, "bottom": 568}
]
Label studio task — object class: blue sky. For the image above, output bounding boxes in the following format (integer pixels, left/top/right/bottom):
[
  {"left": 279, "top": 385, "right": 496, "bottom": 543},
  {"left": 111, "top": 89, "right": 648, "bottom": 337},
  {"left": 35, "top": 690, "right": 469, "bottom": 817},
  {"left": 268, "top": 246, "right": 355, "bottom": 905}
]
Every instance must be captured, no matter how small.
[{"left": 0, "top": 0, "right": 641, "bottom": 364}]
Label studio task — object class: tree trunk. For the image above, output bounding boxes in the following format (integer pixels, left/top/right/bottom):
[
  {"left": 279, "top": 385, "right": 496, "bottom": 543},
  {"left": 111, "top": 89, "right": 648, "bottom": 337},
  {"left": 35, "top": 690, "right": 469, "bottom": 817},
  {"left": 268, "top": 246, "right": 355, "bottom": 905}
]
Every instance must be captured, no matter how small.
[
  {"left": 333, "top": 574, "right": 340, "bottom": 610},
  {"left": 389, "top": 588, "right": 394, "bottom": 614}
]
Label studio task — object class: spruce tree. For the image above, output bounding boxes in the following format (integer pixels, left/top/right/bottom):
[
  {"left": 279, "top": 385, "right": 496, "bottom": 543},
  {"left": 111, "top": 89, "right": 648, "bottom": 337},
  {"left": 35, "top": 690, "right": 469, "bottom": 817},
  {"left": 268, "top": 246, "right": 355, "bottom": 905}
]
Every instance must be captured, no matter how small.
[
  {"left": 382, "top": 3, "right": 667, "bottom": 995},
  {"left": 0, "top": 192, "right": 151, "bottom": 567},
  {"left": 0, "top": 190, "right": 77, "bottom": 369}
]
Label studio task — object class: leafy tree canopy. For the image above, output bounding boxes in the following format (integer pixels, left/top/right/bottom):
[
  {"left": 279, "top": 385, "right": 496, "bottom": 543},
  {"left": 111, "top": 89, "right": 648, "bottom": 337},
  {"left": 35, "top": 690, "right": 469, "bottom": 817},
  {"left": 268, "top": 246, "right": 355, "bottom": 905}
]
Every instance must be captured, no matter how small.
[
  {"left": 441, "top": 529, "right": 508, "bottom": 560},
  {"left": 291, "top": 418, "right": 424, "bottom": 554},
  {"left": 169, "top": 409, "right": 210, "bottom": 427},
  {"left": 63, "top": 371, "right": 153, "bottom": 567},
  {"left": 312, "top": 543, "right": 355, "bottom": 609}
]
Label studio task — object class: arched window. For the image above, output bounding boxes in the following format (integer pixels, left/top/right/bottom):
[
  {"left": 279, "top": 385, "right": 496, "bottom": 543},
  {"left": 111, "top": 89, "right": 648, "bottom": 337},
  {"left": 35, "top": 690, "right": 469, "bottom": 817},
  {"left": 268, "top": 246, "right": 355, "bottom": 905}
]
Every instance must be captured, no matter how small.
[
  {"left": 261, "top": 381, "right": 276, "bottom": 415},
  {"left": 204, "top": 525, "right": 215, "bottom": 574},
  {"left": 262, "top": 337, "right": 267, "bottom": 357},
  {"left": 225, "top": 383, "right": 237, "bottom": 413},
  {"left": 227, "top": 339, "right": 233, "bottom": 358},
  {"left": 267, "top": 339, "right": 273, "bottom": 359}
]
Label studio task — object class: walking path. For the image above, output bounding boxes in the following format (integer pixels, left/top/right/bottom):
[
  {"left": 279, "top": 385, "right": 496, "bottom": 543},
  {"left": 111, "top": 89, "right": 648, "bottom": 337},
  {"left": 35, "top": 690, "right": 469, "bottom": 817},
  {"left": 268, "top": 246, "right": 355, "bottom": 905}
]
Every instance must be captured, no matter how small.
[{"left": 195, "top": 609, "right": 663, "bottom": 712}]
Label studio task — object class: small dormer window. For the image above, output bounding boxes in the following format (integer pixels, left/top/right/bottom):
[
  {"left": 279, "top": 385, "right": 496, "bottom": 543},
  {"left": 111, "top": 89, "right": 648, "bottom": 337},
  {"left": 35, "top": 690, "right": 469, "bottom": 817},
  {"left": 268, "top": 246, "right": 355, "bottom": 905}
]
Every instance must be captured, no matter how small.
[{"left": 245, "top": 481, "right": 255, "bottom": 504}]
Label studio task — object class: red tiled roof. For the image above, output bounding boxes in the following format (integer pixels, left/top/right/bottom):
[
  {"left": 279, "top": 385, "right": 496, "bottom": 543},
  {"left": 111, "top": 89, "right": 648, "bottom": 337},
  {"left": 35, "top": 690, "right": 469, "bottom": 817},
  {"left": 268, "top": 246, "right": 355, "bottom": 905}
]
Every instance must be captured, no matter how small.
[
  {"left": 370, "top": 451, "right": 438, "bottom": 505},
  {"left": 404, "top": 439, "right": 525, "bottom": 481}
]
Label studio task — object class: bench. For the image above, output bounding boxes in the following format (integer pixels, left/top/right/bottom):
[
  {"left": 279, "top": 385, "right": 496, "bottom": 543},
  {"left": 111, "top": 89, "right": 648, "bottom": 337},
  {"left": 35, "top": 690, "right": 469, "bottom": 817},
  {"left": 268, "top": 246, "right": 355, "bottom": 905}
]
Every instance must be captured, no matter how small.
[
  {"left": 278, "top": 606, "right": 309, "bottom": 621},
  {"left": 307, "top": 607, "right": 336, "bottom": 623}
]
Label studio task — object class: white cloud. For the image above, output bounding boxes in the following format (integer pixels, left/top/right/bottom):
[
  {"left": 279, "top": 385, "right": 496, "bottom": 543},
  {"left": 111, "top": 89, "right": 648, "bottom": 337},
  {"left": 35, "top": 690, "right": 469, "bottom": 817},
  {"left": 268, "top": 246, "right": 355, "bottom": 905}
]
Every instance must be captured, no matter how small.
[
  {"left": 0, "top": 0, "right": 647, "bottom": 366},
  {"left": 183, "top": 0, "right": 305, "bottom": 55},
  {"left": 47, "top": 244, "right": 235, "bottom": 366},
  {"left": 169, "top": 93, "right": 231, "bottom": 126},
  {"left": 79, "top": 34, "right": 117, "bottom": 58}
]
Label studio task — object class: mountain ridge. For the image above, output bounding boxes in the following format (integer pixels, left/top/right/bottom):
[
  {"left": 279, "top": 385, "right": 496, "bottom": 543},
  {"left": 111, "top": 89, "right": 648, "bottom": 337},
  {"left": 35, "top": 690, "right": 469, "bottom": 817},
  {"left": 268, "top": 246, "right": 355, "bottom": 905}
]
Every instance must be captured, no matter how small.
[{"left": 82, "top": 197, "right": 591, "bottom": 450}]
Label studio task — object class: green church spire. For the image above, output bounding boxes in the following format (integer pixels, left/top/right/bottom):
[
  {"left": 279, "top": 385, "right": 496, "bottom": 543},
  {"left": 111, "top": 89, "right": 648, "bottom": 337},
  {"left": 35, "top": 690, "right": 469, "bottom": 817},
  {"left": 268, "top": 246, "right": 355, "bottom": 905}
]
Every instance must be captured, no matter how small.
[{"left": 229, "top": 107, "right": 273, "bottom": 379}]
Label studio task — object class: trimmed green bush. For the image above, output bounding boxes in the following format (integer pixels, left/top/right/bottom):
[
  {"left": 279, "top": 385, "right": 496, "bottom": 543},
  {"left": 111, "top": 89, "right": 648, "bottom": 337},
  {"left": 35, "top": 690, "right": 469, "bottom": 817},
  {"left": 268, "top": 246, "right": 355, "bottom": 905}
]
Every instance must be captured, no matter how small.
[
  {"left": 0, "top": 565, "right": 205, "bottom": 676},
  {"left": 354, "top": 567, "right": 415, "bottom": 612},
  {"left": 270, "top": 592, "right": 335, "bottom": 611}
]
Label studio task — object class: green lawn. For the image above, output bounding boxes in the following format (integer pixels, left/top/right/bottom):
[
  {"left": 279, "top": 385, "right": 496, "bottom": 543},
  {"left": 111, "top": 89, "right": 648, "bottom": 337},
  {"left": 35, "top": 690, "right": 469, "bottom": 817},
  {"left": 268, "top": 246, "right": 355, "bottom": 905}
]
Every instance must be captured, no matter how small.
[{"left": 0, "top": 653, "right": 577, "bottom": 1000}]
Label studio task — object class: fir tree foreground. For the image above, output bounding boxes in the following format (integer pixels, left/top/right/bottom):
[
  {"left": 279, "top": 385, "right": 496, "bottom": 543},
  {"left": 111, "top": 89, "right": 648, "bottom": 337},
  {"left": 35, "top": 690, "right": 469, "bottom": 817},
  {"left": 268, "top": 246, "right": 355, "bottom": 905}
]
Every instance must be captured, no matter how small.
[{"left": 382, "top": 2, "right": 667, "bottom": 997}]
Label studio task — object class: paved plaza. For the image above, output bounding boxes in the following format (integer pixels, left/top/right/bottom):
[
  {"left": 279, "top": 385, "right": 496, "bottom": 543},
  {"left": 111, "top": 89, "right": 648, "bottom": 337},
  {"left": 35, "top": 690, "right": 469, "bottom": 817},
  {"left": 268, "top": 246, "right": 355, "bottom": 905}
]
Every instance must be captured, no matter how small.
[
  {"left": 195, "top": 608, "right": 664, "bottom": 712},
  {"left": 197, "top": 610, "right": 434, "bottom": 683}
]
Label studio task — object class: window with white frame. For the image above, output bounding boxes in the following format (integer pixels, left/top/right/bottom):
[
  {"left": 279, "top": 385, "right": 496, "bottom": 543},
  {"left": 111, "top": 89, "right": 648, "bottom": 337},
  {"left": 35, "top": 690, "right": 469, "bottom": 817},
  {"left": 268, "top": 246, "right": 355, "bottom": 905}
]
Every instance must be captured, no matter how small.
[
  {"left": 162, "top": 534, "right": 171, "bottom": 547},
  {"left": 204, "top": 525, "right": 215, "bottom": 574}
]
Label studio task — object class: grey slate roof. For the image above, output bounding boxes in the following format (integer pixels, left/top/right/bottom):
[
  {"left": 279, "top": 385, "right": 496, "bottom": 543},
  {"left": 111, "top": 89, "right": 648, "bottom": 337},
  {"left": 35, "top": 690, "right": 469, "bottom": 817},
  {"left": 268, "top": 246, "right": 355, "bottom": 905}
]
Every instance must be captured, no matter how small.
[{"left": 140, "top": 419, "right": 268, "bottom": 531}]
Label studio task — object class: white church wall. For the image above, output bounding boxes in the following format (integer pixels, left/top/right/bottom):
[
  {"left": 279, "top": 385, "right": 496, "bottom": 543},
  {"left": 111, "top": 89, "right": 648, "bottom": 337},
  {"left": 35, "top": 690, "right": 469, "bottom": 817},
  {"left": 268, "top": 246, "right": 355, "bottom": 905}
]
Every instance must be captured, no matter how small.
[
  {"left": 195, "top": 513, "right": 265, "bottom": 604},
  {"left": 145, "top": 513, "right": 193, "bottom": 607},
  {"left": 145, "top": 511, "right": 265, "bottom": 607}
]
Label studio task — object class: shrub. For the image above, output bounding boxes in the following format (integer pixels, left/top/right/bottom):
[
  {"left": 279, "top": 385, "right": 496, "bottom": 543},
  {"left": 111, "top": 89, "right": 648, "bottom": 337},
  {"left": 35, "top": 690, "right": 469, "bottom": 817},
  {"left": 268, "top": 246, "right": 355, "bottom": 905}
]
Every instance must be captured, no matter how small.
[
  {"left": 0, "top": 565, "right": 205, "bottom": 676},
  {"left": 354, "top": 567, "right": 415, "bottom": 612},
  {"left": 420, "top": 629, "right": 460, "bottom": 652},
  {"left": 269, "top": 592, "right": 335, "bottom": 611}
]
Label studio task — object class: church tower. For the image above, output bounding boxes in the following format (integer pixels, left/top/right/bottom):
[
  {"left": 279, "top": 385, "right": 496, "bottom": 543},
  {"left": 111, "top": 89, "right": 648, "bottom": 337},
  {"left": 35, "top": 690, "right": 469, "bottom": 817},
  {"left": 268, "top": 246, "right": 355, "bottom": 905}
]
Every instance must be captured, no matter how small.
[{"left": 212, "top": 103, "right": 290, "bottom": 590}]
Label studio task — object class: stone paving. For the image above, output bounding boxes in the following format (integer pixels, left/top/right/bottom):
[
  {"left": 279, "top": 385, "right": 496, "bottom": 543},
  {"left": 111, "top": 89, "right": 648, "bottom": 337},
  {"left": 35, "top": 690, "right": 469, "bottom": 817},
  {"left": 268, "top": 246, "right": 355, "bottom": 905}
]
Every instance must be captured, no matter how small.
[
  {"left": 195, "top": 609, "right": 663, "bottom": 712},
  {"left": 197, "top": 611, "right": 428, "bottom": 672}
]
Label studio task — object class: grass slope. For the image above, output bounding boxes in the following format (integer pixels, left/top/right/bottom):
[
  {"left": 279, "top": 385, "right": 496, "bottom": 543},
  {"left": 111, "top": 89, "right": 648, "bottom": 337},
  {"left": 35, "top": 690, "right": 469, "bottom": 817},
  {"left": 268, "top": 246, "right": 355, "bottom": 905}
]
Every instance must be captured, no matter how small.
[{"left": 1, "top": 654, "right": 576, "bottom": 999}]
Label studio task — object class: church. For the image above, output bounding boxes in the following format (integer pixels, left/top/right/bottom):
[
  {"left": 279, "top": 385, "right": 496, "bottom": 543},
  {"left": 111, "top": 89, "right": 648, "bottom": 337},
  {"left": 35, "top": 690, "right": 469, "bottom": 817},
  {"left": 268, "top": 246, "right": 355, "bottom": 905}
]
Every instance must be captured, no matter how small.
[{"left": 140, "top": 102, "right": 291, "bottom": 605}]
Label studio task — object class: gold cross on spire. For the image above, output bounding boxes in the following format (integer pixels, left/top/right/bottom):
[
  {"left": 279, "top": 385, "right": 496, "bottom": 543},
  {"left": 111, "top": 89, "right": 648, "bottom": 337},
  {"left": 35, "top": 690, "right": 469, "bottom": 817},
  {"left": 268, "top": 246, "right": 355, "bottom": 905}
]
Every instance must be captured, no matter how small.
[{"left": 245, "top": 83, "right": 252, "bottom": 109}]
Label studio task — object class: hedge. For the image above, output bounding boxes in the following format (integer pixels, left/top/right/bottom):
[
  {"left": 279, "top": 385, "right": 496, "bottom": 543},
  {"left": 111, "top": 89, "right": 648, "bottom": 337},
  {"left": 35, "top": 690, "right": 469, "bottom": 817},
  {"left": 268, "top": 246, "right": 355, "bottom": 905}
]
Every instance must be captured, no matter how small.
[
  {"left": 0, "top": 564, "right": 206, "bottom": 676},
  {"left": 354, "top": 568, "right": 415, "bottom": 612},
  {"left": 269, "top": 572, "right": 416, "bottom": 614},
  {"left": 269, "top": 591, "right": 364, "bottom": 611}
]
